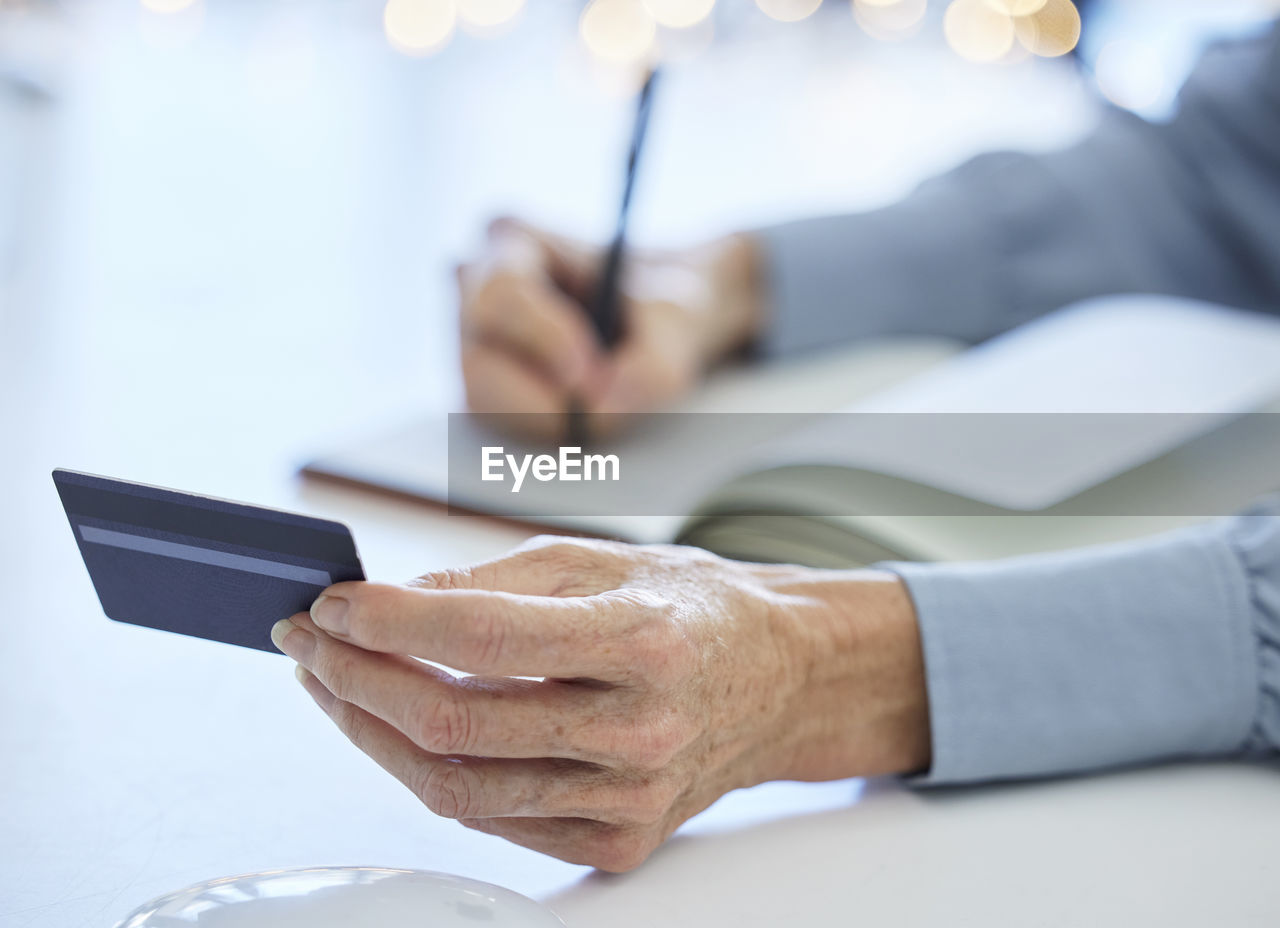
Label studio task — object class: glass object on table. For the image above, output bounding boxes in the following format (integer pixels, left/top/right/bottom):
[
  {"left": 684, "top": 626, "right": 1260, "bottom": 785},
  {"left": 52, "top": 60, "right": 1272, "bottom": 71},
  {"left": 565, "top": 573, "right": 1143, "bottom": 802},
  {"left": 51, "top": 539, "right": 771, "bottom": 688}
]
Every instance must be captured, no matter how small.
[{"left": 114, "top": 866, "right": 566, "bottom": 927}]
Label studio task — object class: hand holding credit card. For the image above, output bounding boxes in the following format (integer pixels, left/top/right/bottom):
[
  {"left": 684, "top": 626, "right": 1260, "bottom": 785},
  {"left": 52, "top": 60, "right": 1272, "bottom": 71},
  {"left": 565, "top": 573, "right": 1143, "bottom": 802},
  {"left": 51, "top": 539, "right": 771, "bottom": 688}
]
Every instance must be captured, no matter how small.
[{"left": 53, "top": 469, "right": 365, "bottom": 652}]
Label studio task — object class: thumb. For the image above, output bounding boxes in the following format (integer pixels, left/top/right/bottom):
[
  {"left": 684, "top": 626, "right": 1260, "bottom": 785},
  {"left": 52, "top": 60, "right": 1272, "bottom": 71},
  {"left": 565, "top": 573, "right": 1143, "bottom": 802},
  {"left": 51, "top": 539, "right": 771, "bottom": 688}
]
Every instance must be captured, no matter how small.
[{"left": 488, "top": 216, "right": 600, "bottom": 303}]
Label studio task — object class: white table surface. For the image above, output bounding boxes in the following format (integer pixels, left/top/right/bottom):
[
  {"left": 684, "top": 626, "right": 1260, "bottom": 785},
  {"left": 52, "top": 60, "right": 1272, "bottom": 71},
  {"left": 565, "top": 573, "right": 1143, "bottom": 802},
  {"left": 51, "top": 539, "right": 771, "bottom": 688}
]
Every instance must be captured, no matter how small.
[{"left": 3, "top": 3, "right": 1278, "bottom": 926}]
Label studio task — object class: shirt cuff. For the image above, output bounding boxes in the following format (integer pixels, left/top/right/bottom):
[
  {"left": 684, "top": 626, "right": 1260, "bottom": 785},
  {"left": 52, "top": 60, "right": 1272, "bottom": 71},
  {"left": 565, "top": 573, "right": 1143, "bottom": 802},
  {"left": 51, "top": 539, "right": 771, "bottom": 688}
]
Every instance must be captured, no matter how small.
[{"left": 881, "top": 513, "right": 1274, "bottom": 785}]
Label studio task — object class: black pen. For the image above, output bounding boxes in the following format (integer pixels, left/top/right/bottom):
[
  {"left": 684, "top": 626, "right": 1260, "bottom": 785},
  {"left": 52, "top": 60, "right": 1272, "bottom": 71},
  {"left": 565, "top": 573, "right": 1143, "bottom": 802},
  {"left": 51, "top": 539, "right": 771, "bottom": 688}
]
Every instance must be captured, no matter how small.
[{"left": 566, "top": 68, "right": 659, "bottom": 448}]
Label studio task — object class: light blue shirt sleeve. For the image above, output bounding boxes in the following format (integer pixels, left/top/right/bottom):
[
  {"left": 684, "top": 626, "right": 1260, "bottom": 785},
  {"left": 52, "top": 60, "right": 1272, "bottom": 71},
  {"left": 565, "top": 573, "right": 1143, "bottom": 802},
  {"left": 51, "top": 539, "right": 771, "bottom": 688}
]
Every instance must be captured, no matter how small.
[
  {"left": 884, "top": 497, "right": 1280, "bottom": 783},
  {"left": 748, "top": 21, "right": 1280, "bottom": 782},
  {"left": 754, "top": 23, "right": 1280, "bottom": 356},
  {"left": 749, "top": 24, "right": 1280, "bottom": 780}
]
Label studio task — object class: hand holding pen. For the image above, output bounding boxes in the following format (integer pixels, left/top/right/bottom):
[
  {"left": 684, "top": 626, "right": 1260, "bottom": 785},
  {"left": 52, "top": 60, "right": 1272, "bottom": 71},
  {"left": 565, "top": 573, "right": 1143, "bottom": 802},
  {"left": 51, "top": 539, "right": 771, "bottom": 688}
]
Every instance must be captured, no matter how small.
[{"left": 455, "top": 73, "right": 763, "bottom": 442}]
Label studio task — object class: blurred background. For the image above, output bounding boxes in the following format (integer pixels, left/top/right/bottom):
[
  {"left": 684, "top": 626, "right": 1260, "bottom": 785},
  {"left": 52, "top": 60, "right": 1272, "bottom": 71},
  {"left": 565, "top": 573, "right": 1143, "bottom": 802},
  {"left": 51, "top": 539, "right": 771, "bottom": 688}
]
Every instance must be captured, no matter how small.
[{"left": 2, "top": 0, "right": 1279, "bottom": 501}]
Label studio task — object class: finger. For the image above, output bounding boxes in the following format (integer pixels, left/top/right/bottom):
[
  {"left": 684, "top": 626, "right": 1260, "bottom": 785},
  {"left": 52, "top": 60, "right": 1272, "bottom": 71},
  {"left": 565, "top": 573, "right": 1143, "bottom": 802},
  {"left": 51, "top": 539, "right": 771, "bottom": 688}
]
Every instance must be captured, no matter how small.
[
  {"left": 306, "top": 582, "right": 646, "bottom": 678},
  {"left": 460, "top": 816, "right": 658, "bottom": 872},
  {"left": 296, "top": 665, "right": 432, "bottom": 794},
  {"left": 410, "top": 534, "right": 626, "bottom": 597},
  {"left": 488, "top": 216, "right": 599, "bottom": 302},
  {"left": 296, "top": 669, "right": 665, "bottom": 824},
  {"left": 463, "top": 272, "right": 601, "bottom": 391},
  {"left": 462, "top": 341, "right": 565, "bottom": 419},
  {"left": 282, "top": 611, "right": 624, "bottom": 761}
]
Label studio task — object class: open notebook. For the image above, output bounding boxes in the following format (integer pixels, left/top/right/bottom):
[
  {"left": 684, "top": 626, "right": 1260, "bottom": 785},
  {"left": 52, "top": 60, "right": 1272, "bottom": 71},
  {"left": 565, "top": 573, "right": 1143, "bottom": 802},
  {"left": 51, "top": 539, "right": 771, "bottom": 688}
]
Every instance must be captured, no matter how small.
[{"left": 302, "top": 296, "right": 1280, "bottom": 567}]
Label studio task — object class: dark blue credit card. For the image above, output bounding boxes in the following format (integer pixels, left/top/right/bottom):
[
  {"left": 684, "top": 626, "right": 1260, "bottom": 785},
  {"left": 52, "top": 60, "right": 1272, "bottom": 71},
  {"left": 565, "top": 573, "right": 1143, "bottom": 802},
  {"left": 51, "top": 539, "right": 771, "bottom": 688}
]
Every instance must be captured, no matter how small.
[{"left": 53, "top": 469, "right": 365, "bottom": 653}]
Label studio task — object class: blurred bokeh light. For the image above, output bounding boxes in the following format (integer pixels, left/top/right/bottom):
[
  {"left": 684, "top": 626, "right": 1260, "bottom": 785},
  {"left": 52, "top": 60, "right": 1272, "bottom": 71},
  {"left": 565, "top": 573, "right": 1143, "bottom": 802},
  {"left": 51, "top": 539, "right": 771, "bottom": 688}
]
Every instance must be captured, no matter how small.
[
  {"left": 756, "top": 0, "right": 825, "bottom": 24},
  {"left": 579, "top": 0, "right": 656, "bottom": 63},
  {"left": 943, "top": 0, "right": 1080, "bottom": 61},
  {"left": 853, "top": 0, "right": 928, "bottom": 41},
  {"left": 983, "top": 0, "right": 1048, "bottom": 15},
  {"left": 383, "top": 0, "right": 457, "bottom": 56},
  {"left": 457, "top": 0, "right": 525, "bottom": 32},
  {"left": 944, "top": 0, "right": 1016, "bottom": 62},
  {"left": 1014, "top": 0, "right": 1081, "bottom": 56}
]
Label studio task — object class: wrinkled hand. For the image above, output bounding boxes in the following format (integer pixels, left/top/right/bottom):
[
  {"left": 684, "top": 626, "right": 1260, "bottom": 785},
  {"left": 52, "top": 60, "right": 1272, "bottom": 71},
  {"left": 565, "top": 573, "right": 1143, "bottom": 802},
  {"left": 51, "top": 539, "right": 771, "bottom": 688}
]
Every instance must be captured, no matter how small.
[
  {"left": 272, "top": 536, "right": 930, "bottom": 871},
  {"left": 457, "top": 218, "right": 762, "bottom": 438}
]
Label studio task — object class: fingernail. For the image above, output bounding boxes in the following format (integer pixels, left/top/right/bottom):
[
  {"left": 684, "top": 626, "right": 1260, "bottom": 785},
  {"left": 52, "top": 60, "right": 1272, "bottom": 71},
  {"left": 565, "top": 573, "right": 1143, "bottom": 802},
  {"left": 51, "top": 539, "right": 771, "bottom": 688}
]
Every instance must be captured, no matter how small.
[
  {"left": 295, "top": 664, "right": 336, "bottom": 712},
  {"left": 311, "top": 595, "right": 349, "bottom": 635},
  {"left": 270, "top": 618, "right": 296, "bottom": 652},
  {"left": 272, "top": 619, "right": 316, "bottom": 664}
]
